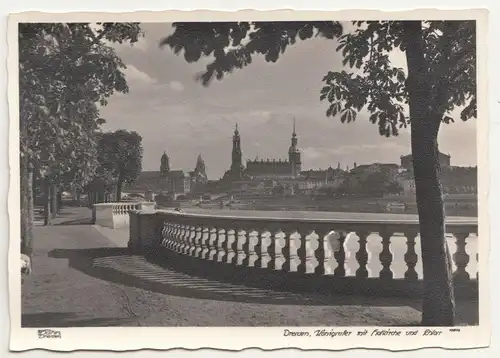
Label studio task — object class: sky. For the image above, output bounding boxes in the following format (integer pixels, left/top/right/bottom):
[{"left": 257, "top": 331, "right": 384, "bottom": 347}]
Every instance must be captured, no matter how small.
[{"left": 99, "top": 23, "right": 478, "bottom": 180}]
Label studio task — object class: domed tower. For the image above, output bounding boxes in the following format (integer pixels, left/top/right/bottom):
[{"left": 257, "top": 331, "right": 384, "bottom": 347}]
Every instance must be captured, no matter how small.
[
  {"left": 288, "top": 118, "right": 301, "bottom": 177},
  {"left": 160, "top": 151, "right": 170, "bottom": 178},
  {"left": 230, "top": 123, "right": 243, "bottom": 180}
]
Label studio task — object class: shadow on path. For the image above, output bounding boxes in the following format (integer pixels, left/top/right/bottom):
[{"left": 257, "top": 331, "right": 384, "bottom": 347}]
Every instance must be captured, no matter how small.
[
  {"left": 48, "top": 247, "right": 422, "bottom": 309},
  {"left": 47, "top": 247, "right": 479, "bottom": 325},
  {"left": 54, "top": 217, "right": 94, "bottom": 226}
]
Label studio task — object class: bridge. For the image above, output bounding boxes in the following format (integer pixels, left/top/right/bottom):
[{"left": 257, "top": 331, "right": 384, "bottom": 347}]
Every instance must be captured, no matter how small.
[{"left": 21, "top": 203, "right": 479, "bottom": 327}]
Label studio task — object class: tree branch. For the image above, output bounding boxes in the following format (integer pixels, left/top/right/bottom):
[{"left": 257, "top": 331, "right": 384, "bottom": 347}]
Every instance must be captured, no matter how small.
[{"left": 431, "top": 21, "right": 457, "bottom": 123}]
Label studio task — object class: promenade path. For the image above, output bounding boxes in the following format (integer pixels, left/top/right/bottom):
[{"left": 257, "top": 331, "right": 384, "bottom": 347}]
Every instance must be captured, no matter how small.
[{"left": 22, "top": 207, "right": 477, "bottom": 327}]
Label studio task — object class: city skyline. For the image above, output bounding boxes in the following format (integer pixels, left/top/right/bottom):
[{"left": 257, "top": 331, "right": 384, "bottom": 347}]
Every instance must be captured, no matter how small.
[{"left": 99, "top": 23, "right": 478, "bottom": 180}]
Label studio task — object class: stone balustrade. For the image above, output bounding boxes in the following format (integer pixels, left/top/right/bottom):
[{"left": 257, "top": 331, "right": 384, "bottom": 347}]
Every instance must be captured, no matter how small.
[
  {"left": 93, "top": 201, "right": 156, "bottom": 229},
  {"left": 129, "top": 209, "right": 478, "bottom": 299}
]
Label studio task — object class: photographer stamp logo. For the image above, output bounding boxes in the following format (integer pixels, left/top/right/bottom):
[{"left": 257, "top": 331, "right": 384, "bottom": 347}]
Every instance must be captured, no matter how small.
[{"left": 37, "top": 330, "right": 62, "bottom": 339}]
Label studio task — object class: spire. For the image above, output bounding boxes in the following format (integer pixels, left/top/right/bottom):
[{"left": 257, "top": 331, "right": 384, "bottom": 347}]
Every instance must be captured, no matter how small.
[
  {"left": 235, "top": 122, "right": 239, "bottom": 135},
  {"left": 160, "top": 150, "right": 170, "bottom": 176},
  {"left": 289, "top": 116, "right": 298, "bottom": 151}
]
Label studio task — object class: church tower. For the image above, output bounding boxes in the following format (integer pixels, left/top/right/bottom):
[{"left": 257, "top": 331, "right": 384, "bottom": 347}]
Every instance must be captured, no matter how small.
[
  {"left": 194, "top": 154, "right": 208, "bottom": 182},
  {"left": 160, "top": 151, "right": 170, "bottom": 178},
  {"left": 230, "top": 123, "right": 243, "bottom": 180},
  {"left": 288, "top": 118, "right": 302, "bottom": 177}
]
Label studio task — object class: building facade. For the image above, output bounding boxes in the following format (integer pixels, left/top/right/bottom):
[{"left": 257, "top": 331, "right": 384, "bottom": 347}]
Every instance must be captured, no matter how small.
[
  {"left": 400, "top": 151, "right": 451, "bottom": 170},
  {"left": 189, "top": 154, "right": 209, "bottom": 193},
  {"left": 129, "top": 151, "right": 211, "bottom": 197},
  {"left": 226, "top": 120, "right": 302, "bottom": 180}
]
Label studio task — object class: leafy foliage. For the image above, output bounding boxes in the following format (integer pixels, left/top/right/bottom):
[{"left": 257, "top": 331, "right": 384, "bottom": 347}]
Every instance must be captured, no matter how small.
[
  {"left": 320, "top": 21, "right": 476, "bottom": 137},
  {"left": 19, "top": 23, "right": 143, "bottom": 189},
  {"left": 164, "top": 21, "right": 475, "bottom": 136},
  {"left": 94, "top": 130, "right": 144, "bottom": 200},
  {"left": 161, "top": 21, "right": 342, "bottom": 86}
]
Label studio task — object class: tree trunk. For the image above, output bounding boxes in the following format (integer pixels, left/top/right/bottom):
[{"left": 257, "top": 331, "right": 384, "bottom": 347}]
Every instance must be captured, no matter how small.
[
  {"left": 403, "top": 21, "right": 455, "bottom": 326},
  {"left": 57, "top": 190, "right": 63, "bottom": 212},
  {"left": 50, "top": 184, "right": 58, "bottom": 218},
  {"left": 97, "top": 189, "right": 105, "bottom": 203},
  {"left": 32, "top": 169, "right": 37, "bottom": 204},
  {"left": 116, "top": 176, "right": 124, "bottom": 202},
  {"left": 20, "top": 156, "right": 34, "bottom": 259},
  {"left": 43, "top": 179, "right": 52, "bottom": 226}
]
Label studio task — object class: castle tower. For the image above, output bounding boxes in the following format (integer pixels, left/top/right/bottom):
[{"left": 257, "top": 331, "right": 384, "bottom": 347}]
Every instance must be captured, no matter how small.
[
  {"left": 288, "top": 118, "right": 302, "bottom": 177},
  {"left": 160, "top": 151, "right": 170, "bottom": 178},
  {"left": 230, "top": 123, "right": 243, "bottom": 180}
]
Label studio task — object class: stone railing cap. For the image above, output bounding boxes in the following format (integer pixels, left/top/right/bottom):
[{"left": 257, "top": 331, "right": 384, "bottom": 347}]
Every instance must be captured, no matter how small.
[
  {"left": 154, "top": 209, "right": 478, "bottom": 227},
  {"left": 94, "top": 202, "right": 147, "bottom": 206}
]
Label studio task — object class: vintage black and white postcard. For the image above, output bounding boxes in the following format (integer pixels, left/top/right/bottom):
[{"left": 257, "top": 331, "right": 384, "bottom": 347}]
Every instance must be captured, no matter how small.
[{"left": 8, "top": 9, "right": 489, "bottom": 351}]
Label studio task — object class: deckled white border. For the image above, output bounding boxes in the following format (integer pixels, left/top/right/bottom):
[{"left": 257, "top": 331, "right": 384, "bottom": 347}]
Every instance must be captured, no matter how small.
[{"left": 7, "top": 9, "right": 490, "bottom": 352}]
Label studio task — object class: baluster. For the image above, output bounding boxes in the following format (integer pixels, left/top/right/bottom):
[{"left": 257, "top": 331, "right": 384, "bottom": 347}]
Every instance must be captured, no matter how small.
[
  {"left": 170, "top": 223, "right": 178, "bottom": 250},
  {"left": 165, "top": 223, "right": 172, "bottom": 249},
  {"left": 453, "top": 233, "right": 470, "bottom": 283},
  {"left": 314, "top": 229, "right": 327, "bottom": 276},
  {"left": 355, "top": 231, "right": 369, "bottom": 278},
  {"left": 274, "top": 231, "right": 285, "bottom": 270},
  {"left": 235, "top": 229, "right": 247, "bottom": 265},
  {"left": 192, "top": 225, "right": 203, "bottom": 257},
  {"left": 404, "top": 230, "right": 419, "bottom": 280},
  {"left": 189, "top": 225, "right": 197, "bottom": 255},
  {"left": 179, "top": 224, "right": 187, "bottom": 253},
  {"left": 267, "top": 229, "right": 279, "bottom": 270},
  {"left": 192, "top": 225, "right": 200, "bottom": 256},
  {"left": 160, "top": 222, "right": 166, "bottom": 246},
  {"left": 289, "top": 231, "right": 300, "bottom": 272},
  {"left": 208, "top": 227, "right": 217, "bottom": 260},
  {"left": 174, "top": 223, "right": 182, "bottom": 251},
  {"left": 200, "top": 226, "right": 210, "bottom": 259},
  {"left": 166, "top": 222, "right": 174, "bottom": 249},
  {"left": 228, "top": 228, "right": 239, "bottom": 265},
  {"left": 172, "top": 223, "right": 180, "bottom": 251},
  {"left": 379, "top": 229, "right": 394, "bottom": 280},
  {"left": 476, "top": 252, "right": 479, "bottom": 281},
  {"left": 187, "top": 225, "right": 196, "bottom": 255},
  {"left": 217, "top": 229, "right": 228, "bottom": 262},
  {"left": 254, "top": 230, "right": 265, "bottom": 269},
  {"left": 296, "top": 228, "right": 309, "bottom": 274},
  {"left": 184, "top": 224, "right": 192, "bottom": 255},
  {"left": 281, "top": 228, "right": 294, "bottom": 272},
  {"left": 163, "top": 222, "right": 173, "bottom": 249},
  {"left": 242, "top": 229, "right": 253, "bottom": 267},
  {"left": 179, "top": 224, "right": 189, "bottom": 253},
  {"left": 224, "top": 228, "right": 233, "bottom": 264},
  {"left": 333, "top": 231, "right": 347, "bottom": 277}
]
